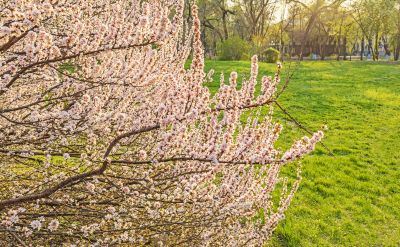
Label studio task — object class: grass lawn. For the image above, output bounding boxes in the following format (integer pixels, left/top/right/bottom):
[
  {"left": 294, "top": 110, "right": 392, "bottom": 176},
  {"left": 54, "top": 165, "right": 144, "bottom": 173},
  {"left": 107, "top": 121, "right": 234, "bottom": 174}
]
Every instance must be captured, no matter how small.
[{"left": 203, "top": 60, "right": 400, "bottom": 246}]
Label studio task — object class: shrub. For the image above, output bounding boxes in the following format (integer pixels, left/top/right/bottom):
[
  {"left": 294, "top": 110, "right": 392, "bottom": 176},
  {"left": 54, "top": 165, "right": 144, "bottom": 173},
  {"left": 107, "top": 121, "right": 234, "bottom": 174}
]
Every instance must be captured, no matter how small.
[
  {"left": 263, "top": 47, "right": 280, "bottom": 63},
  {"left": 217, "top": 36, "right": 250, "bottom": 60},
  {"left": 0, "top": 1, "right": 323, "bottom": 246}
]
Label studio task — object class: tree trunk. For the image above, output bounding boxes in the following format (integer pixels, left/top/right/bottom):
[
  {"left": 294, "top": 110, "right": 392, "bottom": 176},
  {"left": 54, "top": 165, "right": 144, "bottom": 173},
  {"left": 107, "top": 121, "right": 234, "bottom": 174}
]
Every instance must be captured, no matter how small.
[
  {"left": 361, "top": 37, "right": 364, "bottom": 61},
  {"left": 394, "top": 35, "right": 400, "bottom": 61},
  {"left": 373, "top": 34, "right": 379, "bottom": 61},
  {"left": 368, "top": 39, "right": 373, "bottom": 60},
  {"left": 396, "top": 3, "right": 400, "bottom": 61},
  {"left": 320, "top": 42, "right": 325, "bottom": 60},
  {"left": 279, "top": 25, "right": 284, "bottom": 61},
  {"left": 382, "top": 37, "right": 390, "bottom": 56},
  {"left": 222, "top": 12, "right": 229, "bottom": 40},
  {"left": 336, "top": 23, "right": 343, "bottom": 61},
  {"left": 300, "top": 14, "right": 318, "bottom": 61}
]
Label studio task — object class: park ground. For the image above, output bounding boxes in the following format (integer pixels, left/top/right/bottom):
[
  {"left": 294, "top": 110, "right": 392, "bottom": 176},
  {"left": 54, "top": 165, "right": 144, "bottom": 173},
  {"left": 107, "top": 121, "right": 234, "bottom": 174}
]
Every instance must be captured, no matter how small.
[{"left": 203, "top": 60, "right": 400, "bottom": 246}]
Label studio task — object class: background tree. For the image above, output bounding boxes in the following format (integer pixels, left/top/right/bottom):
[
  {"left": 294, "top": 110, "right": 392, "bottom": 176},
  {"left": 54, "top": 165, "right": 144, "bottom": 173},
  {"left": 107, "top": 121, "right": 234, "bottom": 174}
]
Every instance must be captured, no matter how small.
[
  {"left": 289, "top": 0, "right": 344, "bottom": 60},
  {"left": 352, "top": 0, "right": 394, "bottom": 60},
  {"left": 390, "top": 0, "right": 400, "bottom": 60},
  {"left": 233, "top": 0, "right": 277, "bottom": 39},
  {"left": 198, "top": 0, "right": 235, "bottom": 55}
]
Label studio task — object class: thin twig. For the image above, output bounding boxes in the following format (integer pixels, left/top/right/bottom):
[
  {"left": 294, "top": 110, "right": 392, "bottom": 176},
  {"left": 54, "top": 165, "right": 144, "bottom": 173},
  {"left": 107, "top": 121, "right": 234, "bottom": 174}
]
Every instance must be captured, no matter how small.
[
  {"left": 275, "top": 60, "right": 301, "bottom": 100},
  {"left": 274, "top": 101, "right": 334, "bottom": 156},
  {"left": 9, "top": 231, "right": 28, "bottom": 247}
]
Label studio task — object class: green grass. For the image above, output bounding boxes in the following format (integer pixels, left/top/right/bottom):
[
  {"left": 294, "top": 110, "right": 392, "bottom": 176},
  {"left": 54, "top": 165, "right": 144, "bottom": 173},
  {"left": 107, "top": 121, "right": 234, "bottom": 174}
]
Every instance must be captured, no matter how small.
[{"left": 202, "top": 60, "right": 400, "bottom": 246}]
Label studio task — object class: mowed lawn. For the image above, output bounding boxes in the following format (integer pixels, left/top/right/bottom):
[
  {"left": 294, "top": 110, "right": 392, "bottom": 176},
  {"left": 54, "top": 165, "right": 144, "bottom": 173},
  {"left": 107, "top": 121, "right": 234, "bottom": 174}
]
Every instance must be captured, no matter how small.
[{"left": 203, "top": 60, "right": 400, "bottom": 246}]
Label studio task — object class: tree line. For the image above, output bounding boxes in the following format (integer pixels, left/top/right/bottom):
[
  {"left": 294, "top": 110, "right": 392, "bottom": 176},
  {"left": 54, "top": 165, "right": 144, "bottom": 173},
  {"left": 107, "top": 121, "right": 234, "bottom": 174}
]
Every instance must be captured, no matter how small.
[{"left": 191, "top": 0, "right": 400, "bottom": 61}]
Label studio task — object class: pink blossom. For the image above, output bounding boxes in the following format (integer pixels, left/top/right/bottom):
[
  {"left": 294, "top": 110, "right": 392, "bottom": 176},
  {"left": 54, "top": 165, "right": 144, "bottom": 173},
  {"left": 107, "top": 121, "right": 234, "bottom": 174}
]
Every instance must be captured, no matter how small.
[
  {"left": 48, "top": 219, "right": 59, "bottom": 232},
  {"left": 30, "top": 220, "right": 41, "bottom": 230},
  {"left": 0, "top": 1, "right": 324, "bottom": 245}
]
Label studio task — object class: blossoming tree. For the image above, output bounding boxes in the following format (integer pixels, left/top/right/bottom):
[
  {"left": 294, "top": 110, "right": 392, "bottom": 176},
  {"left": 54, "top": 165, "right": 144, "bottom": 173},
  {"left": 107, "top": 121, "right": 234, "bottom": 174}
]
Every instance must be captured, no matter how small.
[{"left": 0, "top": 0, "right": 323, "bottom": 245}]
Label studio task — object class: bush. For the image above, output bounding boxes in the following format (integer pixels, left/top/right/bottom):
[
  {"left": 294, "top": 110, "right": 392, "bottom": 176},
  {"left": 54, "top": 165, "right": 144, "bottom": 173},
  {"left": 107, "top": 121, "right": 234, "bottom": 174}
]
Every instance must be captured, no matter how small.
[
  {"left": 262, "top": 47, "right": 280, "bottom": 63},
  {"left": 0, "top": 2, "right": 323, "bottom": 245},
  {"left": 217, "top": 36, "right": 250, "bottom": 61}
]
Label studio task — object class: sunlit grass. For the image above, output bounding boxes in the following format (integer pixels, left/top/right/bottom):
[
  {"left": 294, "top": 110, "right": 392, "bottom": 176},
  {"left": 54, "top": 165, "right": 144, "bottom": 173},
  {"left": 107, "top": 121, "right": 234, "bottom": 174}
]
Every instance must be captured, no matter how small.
[{"left": 201, "top": 60, "right": 400, "bottom": 246}]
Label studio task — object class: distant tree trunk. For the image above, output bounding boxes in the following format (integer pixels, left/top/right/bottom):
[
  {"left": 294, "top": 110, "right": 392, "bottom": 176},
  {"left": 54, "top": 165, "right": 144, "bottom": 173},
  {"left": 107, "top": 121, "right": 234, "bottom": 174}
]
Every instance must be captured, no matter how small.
[
  {"left": 336, "top": 39, "right": 340, "bottom": 61},
  {"left": 222, "top": 12, "right": 229, "bottom": 40},
  {"left": 368, "top": 39, "right": 373, "bottom": 60},
  {"left": 279, "top": 21, "right": 284, "bottom": 61},
  {"left": 395, "top": 5, "right": 400, "bottom": 61},
  {"left": 382, "top": 36, "right": 390, "bottom": 56},
  {"left": 350, "top": 44, "right": 353, "bottom": 61},
  {"left": 217, "top": 3, "right": 234, "bottom": 41},
  {"left": 203, "top": 20, "right": 224, "bottom": 43},
  {"left": 336, "top": 15, "right": 344, "bottom": 61},
  {"left": 300, "top": 13, "right": 318, "bottom": 61},
  {"left": 200, "top": 5, "right": 207, "bottom": 55},
  {"left": 343, "top": 37, "right": 347, "bottom": 60},
  {"left": 350, "top": 42, "right": 357, "bottom": 61},
  {"left": 395, "top": 36, "right": 400, "bottom": 61},
  {"left": 213, "top": 39, "right": 217, "bottom": 57},
  {"left": 361, "top": 37, "right": 364, "bottom": 60},
  {"left": 320, "top": 42, "right": 325, "bottom": 60},
  {"left": 300, "top": 40, "right": 305, "bottom": 61},
  {"left": 201, "top": 29, "right": 207, "bottom": 55},
  {"left": 394, "top": 40, "right": 400, "bottom": 61},
  {"left": 373, "top": 34, "right": 379, "bottom": 61},
  {"left": 279, "top": 1, "right": 286, "bottom": 62}
]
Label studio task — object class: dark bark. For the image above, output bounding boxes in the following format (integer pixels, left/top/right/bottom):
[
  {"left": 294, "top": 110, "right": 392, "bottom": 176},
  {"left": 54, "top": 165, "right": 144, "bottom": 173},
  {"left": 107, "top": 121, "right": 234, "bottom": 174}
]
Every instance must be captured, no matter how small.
[
  {"left": 394, "top": 35, "right": 400, "bottom": 61},
  {"left": 373, "top": 34, "right": 379, "bottom": 61},
  {"left": 222, "top": 12, "right": 229, "bottom": 40},
  {"left": 203, "top": 20, "right": 224, "bottom": 42},
  {"left": 361, "top": 37, "right": 364, "bottom": 60},
  {"left": 367, "top": 39, "right": 373, "bottom": 60},
  {"left": 299, "top": 10, "right": 320, "bottom": 60},
  {"left": 218, "top": 3, "right": 234, "bottom": 41},
  {"left": 395, "top": 42, "right": 400, "bottom": 61},
  {"left": 382, "top": 36, "right": 390, "bottom": 56},
  {"left": 336, "top": 39, "right": 340, "bottom": 61}
]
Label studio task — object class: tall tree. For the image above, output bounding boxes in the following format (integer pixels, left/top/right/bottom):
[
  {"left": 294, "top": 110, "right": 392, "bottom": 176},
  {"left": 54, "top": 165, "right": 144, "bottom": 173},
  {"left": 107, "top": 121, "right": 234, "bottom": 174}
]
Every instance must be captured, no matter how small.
[
  {"left": 352, "top": 0, "right": 394, "bottom": 60},
  {"left": 391, "top": 0, "right": 400, "bottom": 60},
  {"left": 234, "top": 0, "right": 277, "bottom": 39},
  {"left": 290, "top": 0, "right": 344, "bottom": 60}
]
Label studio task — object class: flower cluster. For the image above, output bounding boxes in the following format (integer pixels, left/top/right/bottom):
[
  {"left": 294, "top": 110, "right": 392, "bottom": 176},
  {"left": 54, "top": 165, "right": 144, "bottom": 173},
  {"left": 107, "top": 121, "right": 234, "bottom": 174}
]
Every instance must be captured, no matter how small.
[{"left": 0, "top": 1, "right": 323, "bottom": 246}]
